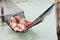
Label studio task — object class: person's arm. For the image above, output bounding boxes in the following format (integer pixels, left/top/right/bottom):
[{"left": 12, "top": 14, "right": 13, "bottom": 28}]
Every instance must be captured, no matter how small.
[{"left": 22, "top": 18, "right": 31, "bottom": 23}]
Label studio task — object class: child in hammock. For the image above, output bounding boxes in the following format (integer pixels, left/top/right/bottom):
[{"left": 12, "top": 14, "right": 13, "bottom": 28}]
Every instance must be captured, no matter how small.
[{"left": 8, "top": 15, "right": 31, "bottom": 32}]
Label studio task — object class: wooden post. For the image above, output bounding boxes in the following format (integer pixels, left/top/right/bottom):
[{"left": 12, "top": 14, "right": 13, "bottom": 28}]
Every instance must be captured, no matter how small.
[
  {"left": 55, "top": 0, "right": 60, "bottom": 3},
  {"left": 55, "top": 0, "right": 60, "bottom": 33},
  {"left": 55, "top": 0, "right": 60, "bottom": 40},
  {"left": 0, "top": 0, "right": 5, "bottom": 26},
  {"left": 1, "top": 7, "right": 5, "bottom": 26}
]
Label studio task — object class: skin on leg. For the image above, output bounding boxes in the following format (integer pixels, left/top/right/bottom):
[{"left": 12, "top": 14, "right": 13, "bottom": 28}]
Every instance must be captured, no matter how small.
[
  {"left": 13, "top": 16, "right": 26, "bottom": 31},
  {"left": 8, "top": 17, "right": 18, "bottom": 30},
  {"left": 17, "top": 23, "right": 25, "bottom": 30},
  {"left": 14, "top": 27, "right": 23, "bottom": 32},
  {"left": 20, "top": 19, "right": 25, "bottom": 24}
]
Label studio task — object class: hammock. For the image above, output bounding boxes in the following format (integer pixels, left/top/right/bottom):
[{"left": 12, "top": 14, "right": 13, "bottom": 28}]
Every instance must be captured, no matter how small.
[{"left": 0, "top": 3, "right": 54, "bottom": 33}]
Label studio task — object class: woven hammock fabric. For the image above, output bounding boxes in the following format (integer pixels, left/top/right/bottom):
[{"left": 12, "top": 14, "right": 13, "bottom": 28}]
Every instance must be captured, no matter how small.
[{"left": 0, "top": 0, "right": 54, "bottom": 32}]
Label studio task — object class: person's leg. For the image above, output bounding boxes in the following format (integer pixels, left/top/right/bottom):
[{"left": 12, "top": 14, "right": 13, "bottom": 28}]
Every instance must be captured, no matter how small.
[
  {"left": 14, "top": 27, "right": 23, "bottom": 32},
  {"left": 17, "top": 24, "right": 25, "bottom": 30},
  {"left": 8, "top": 17, "right": 18, "bottom": 30}
]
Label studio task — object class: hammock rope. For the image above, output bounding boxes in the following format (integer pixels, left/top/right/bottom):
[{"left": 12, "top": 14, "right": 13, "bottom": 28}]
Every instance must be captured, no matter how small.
[{"left": 26, "top": 3, "right": 54, "bottom": 30}]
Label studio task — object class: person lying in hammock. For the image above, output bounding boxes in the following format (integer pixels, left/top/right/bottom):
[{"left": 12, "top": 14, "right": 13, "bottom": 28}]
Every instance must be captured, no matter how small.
[{"left": 8, "top": 15, "right": 31, "bottom": 32}]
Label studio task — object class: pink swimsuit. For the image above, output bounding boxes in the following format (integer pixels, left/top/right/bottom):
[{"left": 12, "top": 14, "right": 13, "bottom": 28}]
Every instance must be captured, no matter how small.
[{"left": 24, "top": 21, "right": 31, "bottom": 27}]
